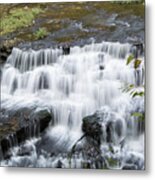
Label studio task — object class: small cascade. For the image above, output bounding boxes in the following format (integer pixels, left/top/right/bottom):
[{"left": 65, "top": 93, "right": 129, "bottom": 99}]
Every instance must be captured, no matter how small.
[
  {"left": 0, "top": 41, "right": 145, "bottom": 168},
  {"left": 6, "top": 48, "right": 62, "bottom": 72}
]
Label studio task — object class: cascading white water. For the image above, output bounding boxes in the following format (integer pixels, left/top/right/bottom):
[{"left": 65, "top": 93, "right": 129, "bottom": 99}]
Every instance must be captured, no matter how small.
[{"left": 0, "top": 41, "right": 145, "bottom": 168}]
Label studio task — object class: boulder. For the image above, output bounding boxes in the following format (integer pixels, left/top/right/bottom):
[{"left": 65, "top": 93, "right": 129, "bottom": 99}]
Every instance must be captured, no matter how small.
[
  {"left": 82, "top": 113, "right": 103, "bottom": 146},
  {"left": 0, "top": 108, "right": 53, "bottom": 159},
  {"left": 82, "top": 108, "right": 125, "bottom": 145}
]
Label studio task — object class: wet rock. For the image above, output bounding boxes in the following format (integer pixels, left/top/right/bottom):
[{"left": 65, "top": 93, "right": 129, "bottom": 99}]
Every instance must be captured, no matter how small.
[
  {"left": 0, "top": 146, "right": 3, "bottom": 161},
  {"left": 82, "top": 113, "right": 103, "bottom": 146},
  {"left": 99, "top": 65, "right": 105, "bottom": 70},
  {"left": 131, "top": 43, "right": 144, "bottom": 58},
  {"left": 0, "top": 108, "right": 53, "bottom": 159},
  {"left": 1, "top": 138, "right": 11, "bottom": 159},
  {"left": 68, "top": 112, "right": 106, "bottom": 169},
  {"left": 82, "top": 108, "right": 124, "bottom": 144},
  {"left": 68, "top": 109, "right": 126, "bottom": 169},
  {"left": 62, "top": 44, "right": 70, "bottom": 55},
  {"left": 0, "top": 45, "right": 13, "bottom": 64},
  {"left": 33, "top": 109, "right": 53, "bottom": 132},
  {"left": 56, "top": 160, "right": 63, "bottom": 168},
  {"left": 0, "top": 38, "right": 22, "bottom": 64},
  {"left": 122, "top": 164, "right": 137, "bottom": 170}
]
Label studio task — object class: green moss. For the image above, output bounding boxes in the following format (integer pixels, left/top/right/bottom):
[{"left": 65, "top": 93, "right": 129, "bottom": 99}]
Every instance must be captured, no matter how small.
[
  {"left": 0, "top": 6, "right": 43, "bottom": 35},
  {"left": 0, "top": 2, "right": 144, "bottom": 45}
]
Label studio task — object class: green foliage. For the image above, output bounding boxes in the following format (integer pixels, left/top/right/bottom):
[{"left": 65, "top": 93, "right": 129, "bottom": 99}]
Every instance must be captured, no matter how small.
[
  {"left": 134, "top": 59, "right": 142, "bottom": 69},
  {"left": 122, "top": 84, "right": 134, "bottom": 93},
  {"left": 126, "top": 54, "right": 134, "bottom": 65},
  {"left": 125, "top": 55, "right": 144, "bottom": 97},
  {"left": 1, "top": 7, "right": 43, "bottom": 35},
  {"left": 131, "top": 112, "right": 145, "bottom": 122},
  {"left": 126, "top": 55, "right": 142, "bottom": 69},
  {"left": 131, "top": 90, "right": 144, "bottom": 98},
  {"left": 34, "top": 28, "right": 48, "bottom": 40},
  {"left": 131, "top": 112, "right": 143, "bottom": 118},
  {"left": 122, "top": 84, "right": 144, "bottom": 98}
]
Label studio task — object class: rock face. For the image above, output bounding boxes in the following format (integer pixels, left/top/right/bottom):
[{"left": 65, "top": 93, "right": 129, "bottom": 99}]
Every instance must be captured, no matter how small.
[
  {"left": 82, "top": 108, "right": 125, "bottom": 145},
  {"left": 0, "top": 44, "right": 13, "bottom": 64},
  {"left": 69, "top": 110, "right": 106, "bottom": 168},
  {"left": 0, "top": 38, "right": 22, "bottom": 65},
  {"left": 0, "top": 108, "right": 53, "bottom": 159},
  {"left": 82, "top": 113, "right": 103, "bottom": 146},
  {"left": 68, "top": 108, "right": 127, "bottom": 169}
]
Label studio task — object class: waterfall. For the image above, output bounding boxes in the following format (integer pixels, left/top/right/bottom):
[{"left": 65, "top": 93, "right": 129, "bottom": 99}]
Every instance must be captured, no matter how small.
[{"left": 0, "top": 41, "right": 145, "bottom": 168}]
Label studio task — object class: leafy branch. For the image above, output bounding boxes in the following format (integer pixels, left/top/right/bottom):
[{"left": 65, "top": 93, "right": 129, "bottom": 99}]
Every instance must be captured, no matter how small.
[{"left": 126, "top": 54, "right": 142, "bottom": 69}]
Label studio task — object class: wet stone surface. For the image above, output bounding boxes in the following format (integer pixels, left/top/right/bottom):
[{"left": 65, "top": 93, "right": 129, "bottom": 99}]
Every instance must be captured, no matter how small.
[{"left": 0, "top": 107, "right": 53, "bottom": 158}]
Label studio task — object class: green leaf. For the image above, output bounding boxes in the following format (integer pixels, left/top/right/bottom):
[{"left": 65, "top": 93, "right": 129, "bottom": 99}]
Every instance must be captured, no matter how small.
[
  {"left": 138, "top": 91, "right": 144, "bottom": 96},
  {"left": 131, "top": 91, "right": 144, "bottom": 98},
  {"left": 132, "top": 92, "right": 139, "bottom": 98},
  {"left": 129, "top": 84, "right": 134, "bottom": 88},
  {"left": 134, "top": 59, "right": 142, "bottom": 69},
  {"left": 131, "top": 112, "right": 143, "bottom": 117},
  {"left": 131, "top": 112, "right": 145, "bottom": 122},
  {"left": 126, "top": 54, "right": 134, "bottom": 65},
  {"left": 122, "top": 84, "right": 135, "bottom": 93}
]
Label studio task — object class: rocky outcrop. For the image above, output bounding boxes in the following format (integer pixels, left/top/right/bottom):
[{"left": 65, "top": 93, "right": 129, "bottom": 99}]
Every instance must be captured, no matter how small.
[
  {"left": 0, "top": 38, "right": 22, "bottom": 64},
  {"left": 0, "top": 44, "right": 13, "bottom": 64},
  {"left": 82, "top": 108, "right": 125, "bottom": 144},
  {"left": 82, "top": 113, "right": 103, "bottom": 146},
  {"left": 0, "top": 108, "right": 53, "bottom": 159},
  {"left": 67, "top": 108, "right": 126, "bottom": 169}
]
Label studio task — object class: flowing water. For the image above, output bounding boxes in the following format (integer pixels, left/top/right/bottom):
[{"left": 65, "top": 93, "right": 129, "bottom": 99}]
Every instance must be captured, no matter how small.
[{"left": 0, "top": 41, "right": 145, "bottom": 169}]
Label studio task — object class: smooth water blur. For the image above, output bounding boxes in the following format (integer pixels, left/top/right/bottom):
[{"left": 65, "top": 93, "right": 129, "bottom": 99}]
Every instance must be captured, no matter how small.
[{"left": 0, "top": 41, "right": 145, "bottom": 168}]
